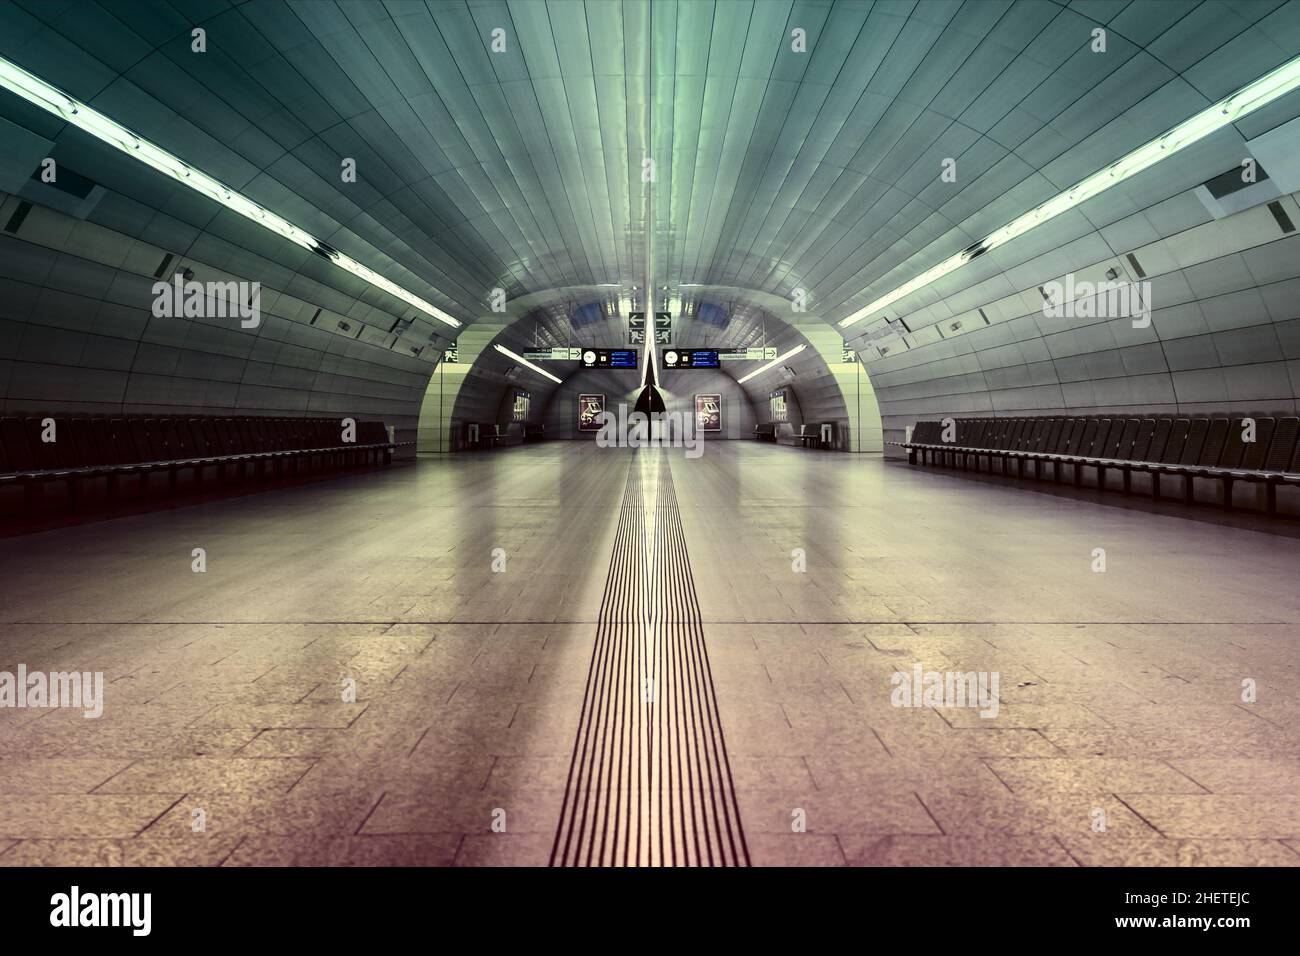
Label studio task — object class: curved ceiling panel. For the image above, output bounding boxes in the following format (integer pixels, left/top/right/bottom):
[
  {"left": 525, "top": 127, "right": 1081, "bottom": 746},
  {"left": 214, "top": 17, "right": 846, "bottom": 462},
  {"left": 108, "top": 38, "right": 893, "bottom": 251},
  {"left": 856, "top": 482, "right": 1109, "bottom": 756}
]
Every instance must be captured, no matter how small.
[{"left": 1, "top": 0, "right": 1299, "bottom": 438}]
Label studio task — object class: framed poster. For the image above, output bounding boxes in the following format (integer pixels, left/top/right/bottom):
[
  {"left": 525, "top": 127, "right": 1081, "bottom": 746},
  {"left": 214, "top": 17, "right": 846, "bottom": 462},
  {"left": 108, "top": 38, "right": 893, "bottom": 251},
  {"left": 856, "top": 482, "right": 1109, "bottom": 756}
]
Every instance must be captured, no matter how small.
[
  {"left": 769, "top": 387, "right": 789, "bottom": 423},
  {"left": 511, "top": 389, "right": 530, "bottom": 422},
  {"left": 695, "top": 394, "right": 721, "bottom": 432},
  {"left": 578, "top": 393, "right": 605, "bottom": 432}
]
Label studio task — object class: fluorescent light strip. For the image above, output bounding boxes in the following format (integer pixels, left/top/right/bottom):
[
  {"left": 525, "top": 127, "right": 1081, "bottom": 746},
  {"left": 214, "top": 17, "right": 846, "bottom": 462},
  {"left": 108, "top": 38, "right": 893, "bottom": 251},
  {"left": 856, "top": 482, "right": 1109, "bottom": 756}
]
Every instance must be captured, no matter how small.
[
  {"left": 0, "top": 55, "right": 461, "bottom": 329},
  {"left": 838, "top": 53, "right": 1300, "bottom": 330},
  {"left": 737, "top": 343, "right": 806, "bottom": 384},
  {"left": 494, "top": 343, "right": 562, "bottom": 384}
]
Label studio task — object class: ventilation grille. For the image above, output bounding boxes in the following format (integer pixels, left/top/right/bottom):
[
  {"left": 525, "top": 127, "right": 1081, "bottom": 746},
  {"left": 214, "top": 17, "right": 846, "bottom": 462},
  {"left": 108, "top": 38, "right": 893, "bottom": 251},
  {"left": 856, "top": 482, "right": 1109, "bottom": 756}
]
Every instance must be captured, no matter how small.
[
  {"left": 1203, "top": 162, "right": 1270, "bottom": 199},
  {"left": 4, "top": 201, "right": 32, "bottom": 234},
  {"left": 30, "top": 163, "right": 96, "bottom": 199},
  {"left": 1268, "top": 200, "right": 1296, "bottom": 234}
]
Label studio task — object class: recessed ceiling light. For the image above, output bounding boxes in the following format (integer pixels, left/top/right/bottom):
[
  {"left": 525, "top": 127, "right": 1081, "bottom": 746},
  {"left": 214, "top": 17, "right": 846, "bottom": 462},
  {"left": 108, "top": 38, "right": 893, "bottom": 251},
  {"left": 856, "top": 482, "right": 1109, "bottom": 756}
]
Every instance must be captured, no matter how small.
[
  {"left": 838, "top": 53, "right": 1300, "bottom": 330},
  {"left": 0, "top": 54, "right": 462, "bottom": 329}
]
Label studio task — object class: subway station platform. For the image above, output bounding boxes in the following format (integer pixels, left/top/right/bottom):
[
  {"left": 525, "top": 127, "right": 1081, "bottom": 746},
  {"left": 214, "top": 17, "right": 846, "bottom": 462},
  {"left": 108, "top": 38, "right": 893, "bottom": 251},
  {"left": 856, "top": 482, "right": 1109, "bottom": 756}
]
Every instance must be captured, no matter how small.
[
  {"left": 2, "top": 0, "right": 1300, "bottom": 886},
  {"left": 2, "top": 443, "right": 1298, "bottom": 867}
]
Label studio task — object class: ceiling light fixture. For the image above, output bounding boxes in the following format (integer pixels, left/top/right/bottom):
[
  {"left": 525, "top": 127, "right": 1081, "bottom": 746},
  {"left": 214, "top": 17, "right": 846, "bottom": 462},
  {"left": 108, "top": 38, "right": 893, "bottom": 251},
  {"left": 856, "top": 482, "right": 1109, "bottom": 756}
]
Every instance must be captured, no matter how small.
[
  {"left": 493, "top": 343, "right": 562, "bottom": 384},
  {"left": 838, "top": 53, "right": 1300, "bottom": 330},
  {"left": 737, "top": 343, "right": 807, "bottom": 384},
  {"left": 0, "top": 54, "right": 461, "bottom": 329}
]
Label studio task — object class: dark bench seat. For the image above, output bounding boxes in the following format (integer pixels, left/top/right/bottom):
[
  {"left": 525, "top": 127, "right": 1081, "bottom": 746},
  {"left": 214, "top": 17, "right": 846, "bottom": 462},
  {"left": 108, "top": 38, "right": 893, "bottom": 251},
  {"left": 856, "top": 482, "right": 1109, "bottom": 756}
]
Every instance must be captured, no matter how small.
[
  {"left": 754, "top": 423, "right": 777, "bottom": 442},
  {"left": 894, "top": 413, "right": 1300, "bottom": 513},
  {"left": 464, "top": 423, "right": 507, "bottom": 449},
  {"left": 0, "top": 413, "right": 401, "bottom": 513}
]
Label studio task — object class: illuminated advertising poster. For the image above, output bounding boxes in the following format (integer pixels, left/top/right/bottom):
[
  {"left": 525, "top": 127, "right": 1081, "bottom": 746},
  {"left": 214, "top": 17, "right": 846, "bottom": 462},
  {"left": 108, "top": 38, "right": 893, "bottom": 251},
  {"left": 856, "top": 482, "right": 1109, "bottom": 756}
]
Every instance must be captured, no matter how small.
[
  {"left": 695, "top": 394, "right": 721, "bottom": 432},
  {"left": 512, "top": 390, "right": 530, "bottom": 422},
  {"left": 769, "top": 388, "right": 789, "bottom": 423},
  {"left": 578, "top": 393, "right": 605, "bottom": 432}
]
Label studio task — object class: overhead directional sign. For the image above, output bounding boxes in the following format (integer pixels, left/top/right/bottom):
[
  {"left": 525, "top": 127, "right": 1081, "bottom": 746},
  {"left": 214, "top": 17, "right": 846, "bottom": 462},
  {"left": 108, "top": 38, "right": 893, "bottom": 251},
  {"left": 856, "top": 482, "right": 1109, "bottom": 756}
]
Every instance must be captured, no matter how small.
[
  {"left": 580, "top": 347, "right": 638, "bottom": 369},
  {"left": 630, "top": 312, "right": 672, "bottom": 337},
  {"left": 718, "top": 347, "right": 777, "bottom": 361},
  {"left": 522, "top": 347, "right": 581, "bottom": 361},
  {"left": 662, "top": 348, "right": 719, "bottom": 369},
  {"left": 628, "top": 310, "right": 672, "bottom": 348}
]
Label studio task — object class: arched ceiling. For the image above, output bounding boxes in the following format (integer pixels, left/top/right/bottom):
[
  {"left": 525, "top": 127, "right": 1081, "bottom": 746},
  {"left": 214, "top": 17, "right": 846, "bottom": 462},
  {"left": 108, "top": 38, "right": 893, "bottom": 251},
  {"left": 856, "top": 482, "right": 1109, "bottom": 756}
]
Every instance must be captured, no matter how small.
[
  {"left": 4, "top": 0, "right": 1298, "bottom": 339},
  {"left": 3, "top": 0, "right": 1300, "bottom": 447}
]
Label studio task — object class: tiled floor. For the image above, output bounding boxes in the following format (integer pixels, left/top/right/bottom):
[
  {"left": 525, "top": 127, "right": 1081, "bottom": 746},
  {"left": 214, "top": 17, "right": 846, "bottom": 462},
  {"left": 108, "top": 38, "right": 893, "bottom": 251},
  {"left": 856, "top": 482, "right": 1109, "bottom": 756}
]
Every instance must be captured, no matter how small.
[{"left": 0, "top": 442, "right": 1297, "bottom": 866}]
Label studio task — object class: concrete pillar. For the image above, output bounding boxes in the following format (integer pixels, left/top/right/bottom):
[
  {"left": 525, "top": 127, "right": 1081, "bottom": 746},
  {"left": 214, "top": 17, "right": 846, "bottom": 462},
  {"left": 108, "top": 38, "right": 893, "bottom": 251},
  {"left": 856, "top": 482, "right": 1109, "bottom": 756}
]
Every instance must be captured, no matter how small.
[
  {"left": 793, "top": 319, "right": 883, "bottom": 453},
  {"left": 416, "top": 324, "right": 505, "bottom": 453}
]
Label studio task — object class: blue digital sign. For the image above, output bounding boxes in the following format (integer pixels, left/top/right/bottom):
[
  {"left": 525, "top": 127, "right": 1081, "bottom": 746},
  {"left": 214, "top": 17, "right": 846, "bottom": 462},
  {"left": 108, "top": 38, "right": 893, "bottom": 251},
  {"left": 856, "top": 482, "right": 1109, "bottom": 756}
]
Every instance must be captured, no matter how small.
[
  {"left": 661, "top": 348, "right": 719, "bottom": 369},
  {"left": 579, "top": 348, "right": 639, "bottom": 370}
]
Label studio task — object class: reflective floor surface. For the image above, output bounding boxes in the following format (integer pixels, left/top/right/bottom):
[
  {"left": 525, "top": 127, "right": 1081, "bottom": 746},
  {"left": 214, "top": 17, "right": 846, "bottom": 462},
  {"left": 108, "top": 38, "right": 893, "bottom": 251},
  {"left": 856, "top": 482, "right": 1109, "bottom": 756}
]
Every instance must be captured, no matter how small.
[{"left": 1, "top": 442, "right": 1298, "bottom": 866}]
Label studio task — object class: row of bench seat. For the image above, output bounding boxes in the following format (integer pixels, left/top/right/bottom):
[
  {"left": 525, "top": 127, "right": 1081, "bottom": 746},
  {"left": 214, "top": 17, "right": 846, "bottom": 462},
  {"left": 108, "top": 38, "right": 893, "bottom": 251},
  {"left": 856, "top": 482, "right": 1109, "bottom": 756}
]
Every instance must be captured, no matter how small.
[
  {"left": 1, "top": 413, "right": 401, "bottom": 512},
  {"left": 898, "top": 413, "right": 1300, "bottom": 512},
  {"left": 753, "top": 422, "right": 838, "bottom": 448},
  {"left": 460, "top": 423, "right": 546, "bottom": 449},
  {"left": 468, "top": 423, "right": 506, "bottom": 448},
  {"left": 796, "top": 422, "right": 839, "bottom": 449}
]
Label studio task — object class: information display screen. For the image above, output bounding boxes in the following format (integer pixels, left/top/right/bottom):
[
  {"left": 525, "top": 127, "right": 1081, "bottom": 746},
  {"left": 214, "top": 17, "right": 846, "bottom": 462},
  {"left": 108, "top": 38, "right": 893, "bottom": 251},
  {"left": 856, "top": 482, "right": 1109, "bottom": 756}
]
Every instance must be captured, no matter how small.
[
  {"left": 769, "top": 387, "right": 789, "bottom": 423},
  {"left": 512, "top": 390, "right": 530, "bottom": 422},
  {"left": 580, "top": 348, "right": 638, "bottom": 369},
  {"left": 661, "top": 348, "right": 719, "bottom": 369}
]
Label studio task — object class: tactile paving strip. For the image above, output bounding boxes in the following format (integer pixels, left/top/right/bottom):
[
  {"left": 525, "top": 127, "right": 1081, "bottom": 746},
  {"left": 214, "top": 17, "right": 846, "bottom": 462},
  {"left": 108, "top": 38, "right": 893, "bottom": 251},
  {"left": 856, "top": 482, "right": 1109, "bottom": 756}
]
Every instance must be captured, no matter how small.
[{"left": 550, "top": 451, "right": 750, "bottom": 866}]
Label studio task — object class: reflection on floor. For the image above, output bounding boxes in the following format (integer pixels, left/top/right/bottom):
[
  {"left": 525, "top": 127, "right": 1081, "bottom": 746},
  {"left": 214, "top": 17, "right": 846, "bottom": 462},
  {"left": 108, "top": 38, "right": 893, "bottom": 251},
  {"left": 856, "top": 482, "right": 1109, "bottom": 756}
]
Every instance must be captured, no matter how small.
[{"left": 0, "top": 442, "right": 1297, "bottom": 866}]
